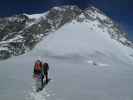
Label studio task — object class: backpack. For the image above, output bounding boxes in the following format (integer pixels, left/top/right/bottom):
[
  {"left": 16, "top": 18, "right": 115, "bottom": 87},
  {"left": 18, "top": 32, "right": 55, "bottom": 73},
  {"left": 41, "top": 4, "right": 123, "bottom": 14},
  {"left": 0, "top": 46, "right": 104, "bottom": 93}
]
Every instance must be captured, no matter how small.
[
  {"left": 34, "top": 60, "right": 42, "bottom": 71},
  {"left": 43, "top": 62, "right": 49, "bottom": 72}
]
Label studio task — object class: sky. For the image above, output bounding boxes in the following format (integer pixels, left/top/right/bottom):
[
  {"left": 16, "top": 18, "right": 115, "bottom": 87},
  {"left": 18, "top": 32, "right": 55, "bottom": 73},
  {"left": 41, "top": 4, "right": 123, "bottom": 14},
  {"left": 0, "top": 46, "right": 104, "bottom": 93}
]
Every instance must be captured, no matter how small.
[{"left": 0, "top": 0, "right": 133, "bottom": 41}]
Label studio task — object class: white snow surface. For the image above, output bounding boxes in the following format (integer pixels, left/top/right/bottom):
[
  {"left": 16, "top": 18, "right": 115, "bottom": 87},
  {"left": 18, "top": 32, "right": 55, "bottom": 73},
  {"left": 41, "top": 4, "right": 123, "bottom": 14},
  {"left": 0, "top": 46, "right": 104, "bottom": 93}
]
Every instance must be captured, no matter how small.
[
  {"left": 24, "top": 12, "right": 48, "bottom": 20},
  {"left": 0, "top": 20, "right": 133, "bottom": 100}
]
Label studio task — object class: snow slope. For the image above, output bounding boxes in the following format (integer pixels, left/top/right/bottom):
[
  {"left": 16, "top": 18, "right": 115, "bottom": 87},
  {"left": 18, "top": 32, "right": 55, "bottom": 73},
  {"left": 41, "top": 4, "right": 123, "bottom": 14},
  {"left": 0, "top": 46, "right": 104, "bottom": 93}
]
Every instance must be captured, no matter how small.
[
  {"left": 0, "top": 19, "right": 133, "bottom": 100},
  {"left": 35, "top": 20, "right": 133, "bottom": 63}
]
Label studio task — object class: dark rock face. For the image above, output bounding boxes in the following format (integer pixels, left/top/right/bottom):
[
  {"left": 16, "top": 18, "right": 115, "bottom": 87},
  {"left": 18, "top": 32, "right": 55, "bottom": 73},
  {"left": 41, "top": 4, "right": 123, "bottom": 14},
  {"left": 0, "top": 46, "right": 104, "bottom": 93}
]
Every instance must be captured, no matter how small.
[
  {"left": 46, "top": 6, "right": 81, "bottom": 29},
  {"left": 0, "top": 5, "right": 132, "bottom": 60},
  {"left": 0, "top": 14, "right": 29, "bottom": 40},
  {"left": 0, "top": 50, "right": 11, "bottom": 60}
]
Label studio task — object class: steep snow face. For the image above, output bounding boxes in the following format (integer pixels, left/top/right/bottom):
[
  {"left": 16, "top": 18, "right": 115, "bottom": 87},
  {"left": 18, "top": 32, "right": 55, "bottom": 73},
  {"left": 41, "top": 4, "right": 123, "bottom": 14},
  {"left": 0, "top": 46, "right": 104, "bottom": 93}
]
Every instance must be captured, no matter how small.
[
  {"left": 35, "top": 20, "right": 133, "bottom": 63},
  {"left": 36, "top": 21, "right": 108, "bottom": 54}
]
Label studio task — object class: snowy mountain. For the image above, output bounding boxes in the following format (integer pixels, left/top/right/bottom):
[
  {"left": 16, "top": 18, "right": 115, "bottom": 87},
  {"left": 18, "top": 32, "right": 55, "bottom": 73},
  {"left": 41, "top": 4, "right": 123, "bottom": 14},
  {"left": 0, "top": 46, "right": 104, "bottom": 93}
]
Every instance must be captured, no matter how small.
[
  {"left": 0, "top": 5, "right": 132, "bottom": 60},
  {"left": 0, "top": 5, "right": 133, "bottom": 100}
]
